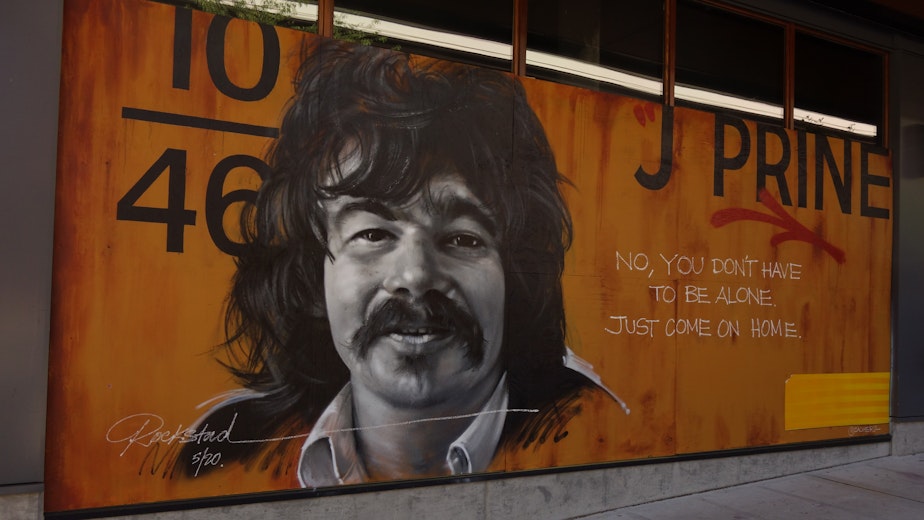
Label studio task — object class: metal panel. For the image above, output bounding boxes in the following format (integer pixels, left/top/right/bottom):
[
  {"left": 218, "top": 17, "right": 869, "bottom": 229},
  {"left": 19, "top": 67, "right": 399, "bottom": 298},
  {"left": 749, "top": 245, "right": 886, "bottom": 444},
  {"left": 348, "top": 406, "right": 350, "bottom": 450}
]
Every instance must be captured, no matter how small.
[{"left": 893, "top": 50, "right": 924, "bottom": 419}]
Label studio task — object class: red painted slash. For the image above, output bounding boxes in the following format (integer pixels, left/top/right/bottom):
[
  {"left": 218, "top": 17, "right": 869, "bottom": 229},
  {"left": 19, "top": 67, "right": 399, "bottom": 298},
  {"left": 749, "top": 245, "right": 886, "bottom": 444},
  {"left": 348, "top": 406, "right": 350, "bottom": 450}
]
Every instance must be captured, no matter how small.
[{"left": 710, "top": 189, "right": 846, "bottom": 264}]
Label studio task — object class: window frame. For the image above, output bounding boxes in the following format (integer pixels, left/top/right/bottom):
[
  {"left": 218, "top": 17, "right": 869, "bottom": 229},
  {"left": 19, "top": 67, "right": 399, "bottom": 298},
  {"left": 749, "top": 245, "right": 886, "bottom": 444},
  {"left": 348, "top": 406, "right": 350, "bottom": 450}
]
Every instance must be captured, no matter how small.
[{"left": 311, "top": 0, "right": 890, "bottom": 144}]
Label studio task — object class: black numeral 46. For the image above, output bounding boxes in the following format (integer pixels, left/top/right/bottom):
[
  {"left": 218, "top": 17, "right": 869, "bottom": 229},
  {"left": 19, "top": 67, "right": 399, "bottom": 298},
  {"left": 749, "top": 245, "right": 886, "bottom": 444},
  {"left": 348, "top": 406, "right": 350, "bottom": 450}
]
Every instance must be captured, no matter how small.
[{"left": 116, "top": 149, "right": 267, "bottom": 255}]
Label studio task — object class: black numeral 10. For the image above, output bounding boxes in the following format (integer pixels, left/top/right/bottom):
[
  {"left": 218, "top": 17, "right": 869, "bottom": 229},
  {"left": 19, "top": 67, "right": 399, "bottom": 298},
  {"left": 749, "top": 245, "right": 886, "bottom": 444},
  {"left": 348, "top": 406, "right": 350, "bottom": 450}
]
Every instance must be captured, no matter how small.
[{"left": 172, "top": 7, "right": 280, "bottom": 100}]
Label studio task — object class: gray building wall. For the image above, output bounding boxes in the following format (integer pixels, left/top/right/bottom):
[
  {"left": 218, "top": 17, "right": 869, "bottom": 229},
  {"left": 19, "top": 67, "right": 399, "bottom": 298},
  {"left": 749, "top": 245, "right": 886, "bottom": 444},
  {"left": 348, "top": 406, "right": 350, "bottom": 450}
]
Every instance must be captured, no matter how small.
[
  {"left": 1, "top": 0, "right": 922, "bottom": 517},
  {"left": 0, "top": 0, "right": 62, "bottom": 492},
  {"left": 893, "top": 47, "right": 924, "bottom": 420}
]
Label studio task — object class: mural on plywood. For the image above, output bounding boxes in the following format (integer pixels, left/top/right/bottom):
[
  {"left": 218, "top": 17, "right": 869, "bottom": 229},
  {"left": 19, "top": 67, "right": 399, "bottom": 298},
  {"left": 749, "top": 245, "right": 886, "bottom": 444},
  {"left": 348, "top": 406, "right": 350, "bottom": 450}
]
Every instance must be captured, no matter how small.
[{"left": 46, "top": 0, "right": 893, "bottom": 512}]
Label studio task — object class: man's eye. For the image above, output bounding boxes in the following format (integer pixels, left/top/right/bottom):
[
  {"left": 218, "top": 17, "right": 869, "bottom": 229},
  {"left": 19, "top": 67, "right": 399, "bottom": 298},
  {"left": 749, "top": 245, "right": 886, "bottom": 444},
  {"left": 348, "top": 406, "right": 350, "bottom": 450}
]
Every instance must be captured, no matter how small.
[
  {"left": 446, "top": 233, "right": 483, "bottom": 249},
  {"left": 353, "top": 229, "right": 393, "bottom": 243}
]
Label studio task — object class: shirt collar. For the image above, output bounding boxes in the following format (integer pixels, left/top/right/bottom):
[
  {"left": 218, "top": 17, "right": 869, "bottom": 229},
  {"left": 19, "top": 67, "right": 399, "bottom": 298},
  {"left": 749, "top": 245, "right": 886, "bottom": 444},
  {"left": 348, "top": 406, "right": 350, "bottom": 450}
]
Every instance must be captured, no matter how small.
[
  {"left": 446, "top": 373, "right": 508, "bottom": 474},
  {"left": 297, "top": 374, "right": 508, "bottom": 488},
  {"left": 297, "top": 384, "right": 365, "bottom": 487}
]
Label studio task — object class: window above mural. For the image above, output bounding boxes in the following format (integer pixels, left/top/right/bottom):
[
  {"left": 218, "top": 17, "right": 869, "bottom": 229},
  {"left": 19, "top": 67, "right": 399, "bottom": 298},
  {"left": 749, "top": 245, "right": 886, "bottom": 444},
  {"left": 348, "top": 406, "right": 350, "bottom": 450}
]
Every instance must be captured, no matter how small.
[
  {"left": 675, "top": 0, "right": 785, "bottom": 121},
  {"left": 526, "top": 0, "right": 664, "bottom": 98},
  {"left": 176, "top": 1, "right": 888, "bottom": 144},
  {"left": 334, "top": 0, "right": 514, "bottom": 69},
  {"left": 795, "top": 31, "right": 883, "bottom": 139}
]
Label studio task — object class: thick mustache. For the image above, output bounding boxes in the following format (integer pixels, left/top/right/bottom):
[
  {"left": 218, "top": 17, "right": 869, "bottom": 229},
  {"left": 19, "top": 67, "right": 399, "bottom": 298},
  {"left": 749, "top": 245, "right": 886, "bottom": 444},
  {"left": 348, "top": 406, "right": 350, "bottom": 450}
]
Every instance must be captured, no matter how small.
[{"left": 351, "top": 292, "right": 485, "bottom": 363}]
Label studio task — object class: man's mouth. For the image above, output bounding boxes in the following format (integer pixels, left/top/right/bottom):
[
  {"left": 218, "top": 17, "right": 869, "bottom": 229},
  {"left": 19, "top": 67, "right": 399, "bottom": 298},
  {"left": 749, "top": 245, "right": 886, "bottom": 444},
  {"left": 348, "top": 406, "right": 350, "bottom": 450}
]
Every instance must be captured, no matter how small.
[
  {"left": 352, "top": 294, "right": 484, "bottom": 363},
  {"left": 386, "top": 326, "right": 451, "bottom": 346}
]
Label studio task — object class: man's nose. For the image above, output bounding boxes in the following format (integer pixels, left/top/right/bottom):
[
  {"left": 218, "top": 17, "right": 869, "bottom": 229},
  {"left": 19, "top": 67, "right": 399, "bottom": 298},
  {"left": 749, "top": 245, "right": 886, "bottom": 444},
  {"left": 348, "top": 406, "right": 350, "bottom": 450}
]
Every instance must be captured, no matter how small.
[{"left": 382, "top": 234, "right": 451, "bottom": 298}]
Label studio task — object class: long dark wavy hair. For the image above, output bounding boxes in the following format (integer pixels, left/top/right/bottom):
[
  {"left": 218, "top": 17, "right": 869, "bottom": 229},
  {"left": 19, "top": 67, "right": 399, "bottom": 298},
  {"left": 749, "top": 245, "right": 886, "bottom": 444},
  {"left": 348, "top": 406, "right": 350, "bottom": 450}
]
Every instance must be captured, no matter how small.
[{"left": 222, "top": 38, "right": 578, "bottom": 440}]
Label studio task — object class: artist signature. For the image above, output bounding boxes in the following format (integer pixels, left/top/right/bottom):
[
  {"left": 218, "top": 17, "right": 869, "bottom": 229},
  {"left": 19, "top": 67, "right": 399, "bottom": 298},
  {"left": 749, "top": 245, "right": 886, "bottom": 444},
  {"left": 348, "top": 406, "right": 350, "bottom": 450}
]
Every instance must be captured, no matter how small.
[
  {"left": 848, "top": 424, "right": 883, "bottom": 437},
  {"left": 105, "top": 412, "right": 237, "bottom": 457}
]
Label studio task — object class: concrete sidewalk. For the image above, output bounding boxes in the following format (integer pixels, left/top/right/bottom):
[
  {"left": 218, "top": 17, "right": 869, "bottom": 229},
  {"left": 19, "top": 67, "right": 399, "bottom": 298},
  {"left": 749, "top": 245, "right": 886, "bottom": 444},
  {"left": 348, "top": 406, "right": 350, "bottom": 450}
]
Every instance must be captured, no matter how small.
[{"left": 584, "top": 454, "right": 924, "bottom": 519}]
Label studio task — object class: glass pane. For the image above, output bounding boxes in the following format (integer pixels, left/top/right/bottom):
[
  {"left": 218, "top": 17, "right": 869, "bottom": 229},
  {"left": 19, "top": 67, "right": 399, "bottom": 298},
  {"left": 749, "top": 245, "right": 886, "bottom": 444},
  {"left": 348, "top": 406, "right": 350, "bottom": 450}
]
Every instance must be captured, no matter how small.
[
  {"left": 676, "top": 0, "right": 784, "bottom": 117},
  {"left": 526, "top": 0, "right": 663, "bottom": 98},
  {"left": 795, "top": 32, "right": 883, "bottom": 140},
  {"left": 334, "top": 0, "right": 513, "bottom": 69},
  {"left": 192, "top": 0, "right": 320, "bottom": 31},
  {"left": 278, "top": 0, "right": 318, "bottom": 33}
]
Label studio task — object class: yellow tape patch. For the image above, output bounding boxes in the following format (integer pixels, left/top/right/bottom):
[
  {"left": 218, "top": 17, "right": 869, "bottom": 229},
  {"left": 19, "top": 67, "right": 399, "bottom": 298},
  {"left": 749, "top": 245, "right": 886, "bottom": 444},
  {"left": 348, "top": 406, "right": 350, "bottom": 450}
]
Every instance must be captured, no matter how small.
[{"left": 784, "top": 372, "right": 890, "bottom": 430}]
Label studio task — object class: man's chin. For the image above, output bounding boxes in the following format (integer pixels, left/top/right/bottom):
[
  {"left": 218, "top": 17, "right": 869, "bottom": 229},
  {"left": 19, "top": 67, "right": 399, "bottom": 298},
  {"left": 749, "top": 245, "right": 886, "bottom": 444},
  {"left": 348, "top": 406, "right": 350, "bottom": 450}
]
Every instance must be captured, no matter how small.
[
  {"left": 369, "top": 372, "right": 452, "bottom": 410},
  {"left": 361, "top": 350, "right": 481, "bottom": 409}
]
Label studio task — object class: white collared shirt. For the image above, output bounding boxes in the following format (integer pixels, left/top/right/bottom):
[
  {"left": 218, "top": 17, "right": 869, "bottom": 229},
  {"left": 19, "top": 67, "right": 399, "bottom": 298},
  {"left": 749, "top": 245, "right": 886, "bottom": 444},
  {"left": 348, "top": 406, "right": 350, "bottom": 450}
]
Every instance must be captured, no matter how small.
[{"left": 297, "top": 374, "right": 509, "bottom": 488}]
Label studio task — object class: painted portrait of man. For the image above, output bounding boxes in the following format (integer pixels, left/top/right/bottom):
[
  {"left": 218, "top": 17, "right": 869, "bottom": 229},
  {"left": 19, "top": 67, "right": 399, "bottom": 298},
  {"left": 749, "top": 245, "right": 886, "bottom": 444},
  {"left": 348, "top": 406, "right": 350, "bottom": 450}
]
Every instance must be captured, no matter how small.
[{"left": 176, "top": 38, "right": 626, "bottom": 488}]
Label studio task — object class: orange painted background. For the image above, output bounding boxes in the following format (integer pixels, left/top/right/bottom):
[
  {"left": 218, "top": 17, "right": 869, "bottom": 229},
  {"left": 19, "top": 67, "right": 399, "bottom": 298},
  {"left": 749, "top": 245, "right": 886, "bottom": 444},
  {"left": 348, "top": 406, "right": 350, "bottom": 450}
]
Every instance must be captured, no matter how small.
[{"left": 46, "top": 0, "right": 893, "bottom": 512}]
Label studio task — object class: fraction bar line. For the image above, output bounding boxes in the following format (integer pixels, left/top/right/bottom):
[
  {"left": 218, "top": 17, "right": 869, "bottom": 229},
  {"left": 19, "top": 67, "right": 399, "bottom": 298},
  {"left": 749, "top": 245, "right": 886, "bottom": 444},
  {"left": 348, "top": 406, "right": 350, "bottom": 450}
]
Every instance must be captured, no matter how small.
[{"left": 121, "top": 107, "right": 279, "bottom": 138}]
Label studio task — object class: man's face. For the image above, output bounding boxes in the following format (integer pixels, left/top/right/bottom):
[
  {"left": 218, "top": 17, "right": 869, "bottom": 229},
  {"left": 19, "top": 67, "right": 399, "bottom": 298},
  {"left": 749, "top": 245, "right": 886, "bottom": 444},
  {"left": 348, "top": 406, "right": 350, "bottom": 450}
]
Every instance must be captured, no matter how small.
[{"left": 322, "top": 173, "right": 506, "bottom": 412}]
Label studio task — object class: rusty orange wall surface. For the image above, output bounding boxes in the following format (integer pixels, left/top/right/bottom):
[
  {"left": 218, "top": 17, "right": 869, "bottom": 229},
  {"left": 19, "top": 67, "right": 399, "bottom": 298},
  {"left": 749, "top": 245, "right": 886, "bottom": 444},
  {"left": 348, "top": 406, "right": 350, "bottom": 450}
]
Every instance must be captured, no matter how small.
[{"left": 46, "top": 0, "right": 893, "bottom": 512}]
